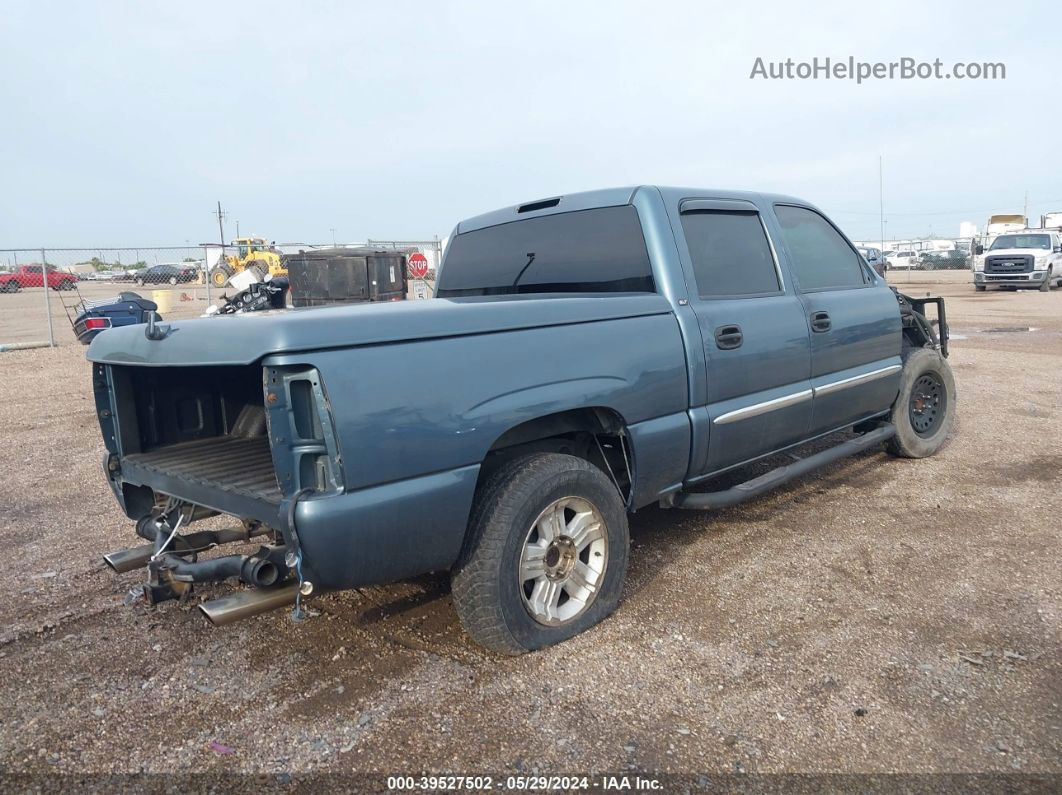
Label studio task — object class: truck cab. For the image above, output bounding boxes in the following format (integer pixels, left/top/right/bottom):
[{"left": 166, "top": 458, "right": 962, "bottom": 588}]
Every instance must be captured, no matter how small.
[{"left": 972, "top": 230, "right": 1062, "bottom": 291}]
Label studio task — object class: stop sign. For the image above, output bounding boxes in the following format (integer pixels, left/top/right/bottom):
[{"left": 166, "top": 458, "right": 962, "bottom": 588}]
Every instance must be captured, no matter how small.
[{"left": 408, "top": 252, "right": 429, "bottom": 279}]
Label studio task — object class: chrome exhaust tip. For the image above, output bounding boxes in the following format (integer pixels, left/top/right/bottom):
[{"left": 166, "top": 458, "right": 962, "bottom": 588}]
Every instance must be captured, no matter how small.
[
  {"left": 103, "top": 543, "right": 155, "bottom": 573},
  {"left": 198, "top": 582, "right": 299, "bottom": 626}
]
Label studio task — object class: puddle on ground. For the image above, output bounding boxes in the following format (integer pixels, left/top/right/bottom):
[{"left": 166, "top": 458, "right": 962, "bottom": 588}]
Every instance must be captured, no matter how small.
[{"left": 982, "top": 326, "right": 1037, "bottom": 333}]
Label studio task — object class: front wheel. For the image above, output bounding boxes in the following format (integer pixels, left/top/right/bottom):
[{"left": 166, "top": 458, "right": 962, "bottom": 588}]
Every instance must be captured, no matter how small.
[
  {"left": 451, "top": 453, "right": 629, "bottom": 655},
  {"left": 974, "top": 284, "right": 986, "bottom": 292},
  {"left": 210, "top": 266, "right": 232, "bottom": 288},
  {"left": 1039, "top": 268, "right": 1052, "bottom": 292},
  {"left": 886, "top": 347, "right": 956, "bottom": 459}
]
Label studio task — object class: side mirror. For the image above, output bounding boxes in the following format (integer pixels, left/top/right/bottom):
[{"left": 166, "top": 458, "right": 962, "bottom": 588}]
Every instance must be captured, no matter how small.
[
  {"left": 1054, "top": 245, "right": 1061, "bottom": 253},
  {"left": 975, "top": 244, "right": 984, "bottom": 255}
]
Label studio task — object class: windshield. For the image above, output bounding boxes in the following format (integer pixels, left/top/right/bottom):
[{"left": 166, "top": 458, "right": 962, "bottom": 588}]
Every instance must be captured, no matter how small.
[{"left": 990, "top": 234, "right": 1051, "bottom": 251}]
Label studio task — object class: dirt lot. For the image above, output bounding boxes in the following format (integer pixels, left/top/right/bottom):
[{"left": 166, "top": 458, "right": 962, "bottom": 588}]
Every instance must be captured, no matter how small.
[
  {"left": 0, "top": 271, "right": 1058, "bottom": 786},
  {"left": 0, "top": 281, "right": 213, "bottom": 346}
]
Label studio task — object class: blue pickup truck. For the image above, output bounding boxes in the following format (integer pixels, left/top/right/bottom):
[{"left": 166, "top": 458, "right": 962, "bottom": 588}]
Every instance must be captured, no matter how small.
[{"left": 88, "top": 186, "right": 954, "bottom": 653}]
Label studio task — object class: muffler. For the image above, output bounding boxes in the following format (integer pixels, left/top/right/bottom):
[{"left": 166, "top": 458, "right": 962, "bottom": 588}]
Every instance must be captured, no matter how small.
[{"left": 199, "top": 582, "right": 300, "bottom": 626}]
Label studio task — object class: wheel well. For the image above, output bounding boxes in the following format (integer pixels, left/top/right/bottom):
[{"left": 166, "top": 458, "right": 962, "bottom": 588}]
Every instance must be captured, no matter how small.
[
  {"left": 480, "top": 408, "right": 632, "bottom": 505},
  {"left": 896, "top": 291, "right": 938, "bottom": 354}
]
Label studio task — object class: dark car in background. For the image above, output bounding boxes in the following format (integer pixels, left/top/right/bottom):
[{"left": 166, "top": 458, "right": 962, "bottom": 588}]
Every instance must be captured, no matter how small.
[
  {"left": 919, "top": 249, "right": 968, "bottom": 270},
  {"left": 135, "top": 264, "right": 199, "bottom": 286}
]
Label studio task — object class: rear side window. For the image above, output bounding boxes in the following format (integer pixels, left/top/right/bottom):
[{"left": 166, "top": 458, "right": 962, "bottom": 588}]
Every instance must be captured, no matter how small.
[
  {"left": 437, "top": 206, "right": 655, "bottom": 297},
  {"left": 680, "top": 211, "right": 780, "bottom": 297},
  {"left": 775, "top": 205, "right": 867, "bottom": 290}
]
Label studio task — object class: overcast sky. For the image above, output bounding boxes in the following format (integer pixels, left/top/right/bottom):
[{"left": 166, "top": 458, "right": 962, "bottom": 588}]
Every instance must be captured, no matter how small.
[{"left": 2, "top": 0, "right": 1059, "bottom": 248}]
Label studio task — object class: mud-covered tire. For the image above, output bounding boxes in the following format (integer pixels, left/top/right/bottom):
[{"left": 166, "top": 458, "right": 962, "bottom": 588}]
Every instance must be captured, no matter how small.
[
  {"left": 1039, "top": 269, "right": 1051, "bottom": 291},
  {"left": 451, "top": 453, "right": 629, "bottom": 655},
  {"left": 886, "top": 347, "right": 956, "bottom": 459}
]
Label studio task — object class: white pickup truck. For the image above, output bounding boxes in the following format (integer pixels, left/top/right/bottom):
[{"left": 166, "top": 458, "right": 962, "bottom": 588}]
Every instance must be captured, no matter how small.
[{"left": 972, "top": 230, "right": 1062, "bottom": 291}]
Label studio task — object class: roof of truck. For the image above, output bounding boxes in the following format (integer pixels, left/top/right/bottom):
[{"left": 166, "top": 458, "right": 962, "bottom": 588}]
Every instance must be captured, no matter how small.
[{"left": 455, "top": 186, "right": 815, "bottom": 233}]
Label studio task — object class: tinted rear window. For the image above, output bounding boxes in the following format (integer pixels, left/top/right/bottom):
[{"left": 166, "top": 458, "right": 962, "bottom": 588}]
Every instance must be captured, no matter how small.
[
  {"left": 680, "top": 210, "right": 780, "bottom": 297},
  {"left": 437, "top": 206, "right": 655, "bottom": 297}
]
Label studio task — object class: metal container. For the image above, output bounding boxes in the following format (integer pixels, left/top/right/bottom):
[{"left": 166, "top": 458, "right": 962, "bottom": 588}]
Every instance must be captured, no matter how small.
[{"left": 284, "top": 247, "right": 407, "bottom": 307}]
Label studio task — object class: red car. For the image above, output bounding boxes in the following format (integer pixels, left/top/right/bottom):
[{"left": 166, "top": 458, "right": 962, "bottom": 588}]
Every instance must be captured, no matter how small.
[{"left": 0, "top": 264, "right": 79, "bottom": 292}]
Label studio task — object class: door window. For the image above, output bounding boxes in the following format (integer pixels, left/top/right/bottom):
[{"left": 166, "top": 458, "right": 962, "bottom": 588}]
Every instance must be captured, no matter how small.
[
  {"left": 775, "top": 205, "right": 867, "bottom": 290},
  {"left": 680, "top": 211, "right": 780, "bottom": 297}
]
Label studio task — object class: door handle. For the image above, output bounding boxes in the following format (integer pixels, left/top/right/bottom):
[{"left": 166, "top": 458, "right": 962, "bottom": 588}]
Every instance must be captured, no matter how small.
[
  {"left": 714, "top": 324, "right": 743, "bottom": 350},
  {"left": 810, "top": 311, "right": 831, "bottom": 333}
]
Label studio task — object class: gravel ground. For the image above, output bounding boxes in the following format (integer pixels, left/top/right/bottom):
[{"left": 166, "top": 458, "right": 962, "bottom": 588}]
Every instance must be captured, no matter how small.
[
  {"left": 0, "top": 271, "right": 1058, "bottom": 787},
  {"left": 0, "top": 281, "right": 212, "bottom": 346}
]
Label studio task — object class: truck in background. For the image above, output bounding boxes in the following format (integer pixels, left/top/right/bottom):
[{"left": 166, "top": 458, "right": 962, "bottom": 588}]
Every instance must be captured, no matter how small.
[{"left": 972, "top": 229, "right": 1062, "bottom": 291}]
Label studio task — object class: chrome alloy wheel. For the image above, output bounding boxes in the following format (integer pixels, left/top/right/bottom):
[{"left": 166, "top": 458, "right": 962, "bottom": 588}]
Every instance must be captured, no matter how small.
[{"left": 519, "top": 496, "right": 608, "bottom": 626}]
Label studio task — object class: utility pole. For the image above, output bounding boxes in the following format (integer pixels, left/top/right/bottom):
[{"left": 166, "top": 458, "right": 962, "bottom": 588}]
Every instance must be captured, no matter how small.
[
  {"left": 330, "top": 227, "right": 337, "bottom": 247},
  {"left": 213, "top": 201, "right": 228, "bottom": 303},
  {"left": 878, "top": 155, "right": 885, "bottom": 253},
  {"left": 1024, "top": 190, "right": 1029, "bottom": 220},
  {"left": 216, "top": 202, "right": 227, "bottom": 247}
]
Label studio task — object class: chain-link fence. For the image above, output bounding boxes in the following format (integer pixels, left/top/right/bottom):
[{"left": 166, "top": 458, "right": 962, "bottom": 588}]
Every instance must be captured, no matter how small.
[
  {"left": 0, "top": 240, "right": 445, "bottom": 349},
  {"left": 0, "top": 247, "right": 213, "bottom": 348}
]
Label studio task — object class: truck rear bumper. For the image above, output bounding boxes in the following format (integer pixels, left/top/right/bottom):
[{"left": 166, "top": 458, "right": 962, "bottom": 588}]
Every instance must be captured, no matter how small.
[{"left": 113, "top": 459, "right": 481, "bottom": 593}]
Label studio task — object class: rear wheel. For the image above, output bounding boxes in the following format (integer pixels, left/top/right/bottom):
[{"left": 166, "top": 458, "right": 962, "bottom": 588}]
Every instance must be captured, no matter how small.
[
  {"left": 451, "top": 453, "right": 629, "bottom": 655},
  {"left": 886, "top": 347, "right": 956, "bottom": 459}
]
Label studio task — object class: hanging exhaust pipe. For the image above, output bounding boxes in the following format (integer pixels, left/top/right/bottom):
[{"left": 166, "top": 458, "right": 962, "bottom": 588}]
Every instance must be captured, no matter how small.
[
  {"left": 199, "top": 582, "right": 300, "bottom": 626},
  {"left": 103, "top": 525, "right": 271, "bottom": 574},
  {"left": 103, "top": 543, "right": 155, "bottom": 574}
]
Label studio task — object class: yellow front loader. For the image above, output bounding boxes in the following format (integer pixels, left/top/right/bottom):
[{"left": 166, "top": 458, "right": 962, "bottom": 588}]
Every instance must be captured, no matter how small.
[{"left": 209, "top": 237, "right": 286, "bottom": 288}]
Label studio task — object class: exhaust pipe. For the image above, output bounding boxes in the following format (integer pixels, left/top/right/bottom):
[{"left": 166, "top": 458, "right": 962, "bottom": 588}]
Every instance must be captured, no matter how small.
[
  {"left": 102, "top": 525, "right": 271, "bottom": 574},
  {"left": 199, "top": 582, "right": 299, "bottom": 626},
  {"left": 103, "top": 543, "right": 155, "bottom": 574}
]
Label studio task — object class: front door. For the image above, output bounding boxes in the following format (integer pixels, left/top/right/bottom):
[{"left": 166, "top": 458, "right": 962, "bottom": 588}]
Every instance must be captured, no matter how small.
[
  {"left": 674, "top": 200, "right": 813, "bottom": 476},
  {"left": 772, "top": 204, "right": 902, "bottom": 435}
]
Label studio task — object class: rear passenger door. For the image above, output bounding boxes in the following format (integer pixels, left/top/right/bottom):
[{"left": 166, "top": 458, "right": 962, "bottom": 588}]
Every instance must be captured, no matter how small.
[
  {"left": 675, "top": 200, "right": 813, "bottom": 476},
  {"left": 772, "top": 204, "right": 902, "bottom": 436}
]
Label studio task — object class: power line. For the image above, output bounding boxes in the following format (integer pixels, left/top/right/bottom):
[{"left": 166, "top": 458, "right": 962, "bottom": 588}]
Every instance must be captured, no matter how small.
[{"left": 832, "top": 197, "right": 1062, "bottom": 218}]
